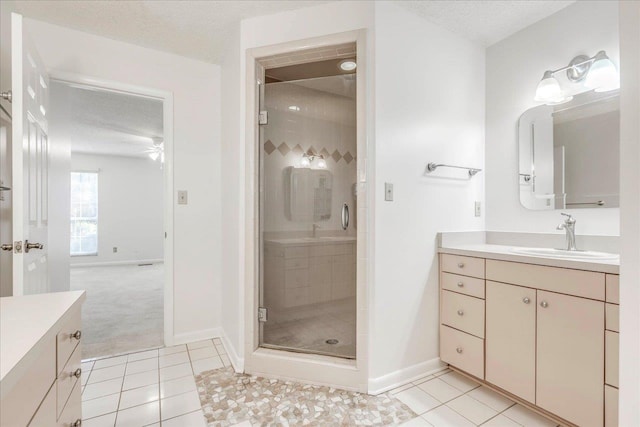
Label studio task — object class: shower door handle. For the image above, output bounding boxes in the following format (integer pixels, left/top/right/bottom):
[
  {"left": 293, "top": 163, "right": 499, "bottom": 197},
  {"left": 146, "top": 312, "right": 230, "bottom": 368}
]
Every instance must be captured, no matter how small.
[{"left": 341, "top": 203, "right": 349, "bottom": 230}]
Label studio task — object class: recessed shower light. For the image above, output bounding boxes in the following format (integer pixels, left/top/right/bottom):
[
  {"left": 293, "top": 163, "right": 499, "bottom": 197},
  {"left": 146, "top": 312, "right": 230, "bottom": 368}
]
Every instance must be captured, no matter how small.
[{"left": 339, "top": 60, "right": 357, "bottom": 71}]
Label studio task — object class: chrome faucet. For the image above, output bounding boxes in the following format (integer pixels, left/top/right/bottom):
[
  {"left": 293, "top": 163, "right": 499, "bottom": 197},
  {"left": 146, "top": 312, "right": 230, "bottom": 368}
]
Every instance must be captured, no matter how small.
[
  {"left": 557, "top": 213, "right": 578, "bottom": 251},
  {"left": 312, "top": 223, "right": 321, "bottom": 238}
]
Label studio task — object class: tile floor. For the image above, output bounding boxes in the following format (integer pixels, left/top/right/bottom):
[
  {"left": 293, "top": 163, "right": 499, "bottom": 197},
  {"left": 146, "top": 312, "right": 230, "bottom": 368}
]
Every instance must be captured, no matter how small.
[
  {"left": 391, "top": 370, "right": 561, "bottom": 427},
  {"left": 80, "top": 338, "right": 230, "bottom": 426},
  {"left": 81, "top": 338, "right": 561, "bottom": 427}
]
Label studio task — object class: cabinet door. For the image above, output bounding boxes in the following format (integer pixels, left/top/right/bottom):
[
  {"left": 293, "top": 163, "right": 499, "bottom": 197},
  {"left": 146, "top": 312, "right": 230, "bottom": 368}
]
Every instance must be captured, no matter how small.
[
  {"left": 486, "top": 281, "right": 536, "bottom": 403},
  {"left": 536, "top": 290, "right": 604, "bottom": 427}
]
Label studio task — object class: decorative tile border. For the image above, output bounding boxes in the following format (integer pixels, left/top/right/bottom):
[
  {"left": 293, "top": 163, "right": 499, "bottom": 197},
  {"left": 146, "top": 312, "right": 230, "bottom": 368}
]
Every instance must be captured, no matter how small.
[
  {"left": 196, "top": 367, "right": 416, "bottom": 426},
  {"left": 264, "top": 140, "right": 356, "bottom": 164}
]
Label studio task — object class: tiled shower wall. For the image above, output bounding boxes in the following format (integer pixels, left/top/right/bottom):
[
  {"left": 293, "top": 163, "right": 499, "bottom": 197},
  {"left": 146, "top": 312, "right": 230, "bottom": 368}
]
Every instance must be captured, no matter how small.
[{"left": 263, "top": 78, "right": 357, "bottom": 235}]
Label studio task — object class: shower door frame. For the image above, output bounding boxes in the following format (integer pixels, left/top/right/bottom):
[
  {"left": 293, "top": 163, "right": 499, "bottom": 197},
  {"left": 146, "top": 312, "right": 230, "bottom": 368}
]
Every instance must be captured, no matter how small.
[{"left": 243, "top": 29, "right": 371, "bottom": 392}]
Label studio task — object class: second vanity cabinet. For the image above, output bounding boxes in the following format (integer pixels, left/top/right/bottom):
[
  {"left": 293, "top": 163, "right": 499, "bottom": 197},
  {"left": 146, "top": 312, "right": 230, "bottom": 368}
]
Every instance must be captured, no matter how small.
[{"left": 440, "top": 253, "right": 619, "bottom": 427}]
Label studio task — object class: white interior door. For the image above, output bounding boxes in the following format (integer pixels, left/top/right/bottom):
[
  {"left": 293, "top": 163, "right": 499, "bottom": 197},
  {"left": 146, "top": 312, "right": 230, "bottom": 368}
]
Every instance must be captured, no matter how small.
[{"left": 11, "top": 13, "right": 49, "bottom": 295}]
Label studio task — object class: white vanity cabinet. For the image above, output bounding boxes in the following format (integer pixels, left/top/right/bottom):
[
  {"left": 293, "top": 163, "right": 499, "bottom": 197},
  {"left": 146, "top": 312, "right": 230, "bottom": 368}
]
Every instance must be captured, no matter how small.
[
  {"left": 440, "top": 253, "right": 619, "bottom": 427},
  {"left": 1, "top": 291, "right": 85, "bottom": 427}
]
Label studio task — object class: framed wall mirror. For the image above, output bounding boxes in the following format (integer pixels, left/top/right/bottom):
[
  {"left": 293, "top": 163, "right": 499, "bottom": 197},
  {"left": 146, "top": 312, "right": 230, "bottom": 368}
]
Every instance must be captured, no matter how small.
[{"left": 518, "top": 90, "right": 620, "bottom": 210}]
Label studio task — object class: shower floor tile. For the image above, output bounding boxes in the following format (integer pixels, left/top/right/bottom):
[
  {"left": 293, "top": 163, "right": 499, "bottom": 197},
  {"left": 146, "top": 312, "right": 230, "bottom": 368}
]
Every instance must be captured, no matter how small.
[{"left": 262, "top": 296, "right": 356, "bottom": 358}]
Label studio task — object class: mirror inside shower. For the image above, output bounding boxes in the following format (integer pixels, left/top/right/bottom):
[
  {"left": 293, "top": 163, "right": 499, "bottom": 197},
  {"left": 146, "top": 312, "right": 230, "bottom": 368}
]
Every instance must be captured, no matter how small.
[{"left": 258, "top": 44, "right": 357, "bottom": 359}]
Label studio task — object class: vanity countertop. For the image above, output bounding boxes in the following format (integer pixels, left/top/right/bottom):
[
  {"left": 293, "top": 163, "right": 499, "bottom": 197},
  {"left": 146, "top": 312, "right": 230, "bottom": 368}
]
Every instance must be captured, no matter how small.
[
  {"left": 0, "top": 291, "right": 85, "bottom": 397},
  {"left": 439, "top": 243, "right": 619, "bottom": 274}
]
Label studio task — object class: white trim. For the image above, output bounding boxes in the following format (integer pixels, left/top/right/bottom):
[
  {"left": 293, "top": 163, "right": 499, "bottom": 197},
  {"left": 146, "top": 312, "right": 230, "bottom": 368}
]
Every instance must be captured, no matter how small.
[
  {"left": 47, "top": 70, "right": 176, "bottom": 347},
  {"left": 242, "top": 29, "right": 371, "bottom": 392},
  {"left": 221, "top": 330, "right": 245, "bottom": 373},
  {"left": 70, "top": 259, "right": 164, "bottom": 268},
  {"left": 172, "top": 327, "right": 223, "bottom": 346},
  {"left": 367, "top": 358, "right": 447, "bottom": 395}
]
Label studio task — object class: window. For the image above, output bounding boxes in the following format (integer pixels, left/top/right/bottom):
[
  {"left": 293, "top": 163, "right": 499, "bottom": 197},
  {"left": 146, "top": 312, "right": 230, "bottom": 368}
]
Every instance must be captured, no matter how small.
[{"left": 70, "top": 172, "right": 98, "bottom": 256}]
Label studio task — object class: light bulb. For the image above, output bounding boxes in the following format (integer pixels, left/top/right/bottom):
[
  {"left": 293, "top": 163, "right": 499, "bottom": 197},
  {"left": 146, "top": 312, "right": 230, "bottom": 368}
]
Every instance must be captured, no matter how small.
[
  {"left": 585, "top": 51, "right": 619, "bottom": 92},
  {"left": 534, "top": 71, "right": 566, "bottom": 103},
  {"left": 317, "top": 157, "right": 327, "bottom": 169},
  {"left": 339, "top": 60, "right": 357, "bottom": 71},
  {"left": 300, "top": 155, "right": 310, "bottom": 168}
]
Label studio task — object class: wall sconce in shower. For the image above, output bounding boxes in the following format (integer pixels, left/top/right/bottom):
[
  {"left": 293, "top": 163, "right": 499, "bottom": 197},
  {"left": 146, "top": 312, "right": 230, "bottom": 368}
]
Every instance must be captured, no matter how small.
[
  {"left": 534, "top": 50, "right": 619, "bottom": 104},
  {"left": 300, "top": 151, "right": 327, "bottom": 169}
]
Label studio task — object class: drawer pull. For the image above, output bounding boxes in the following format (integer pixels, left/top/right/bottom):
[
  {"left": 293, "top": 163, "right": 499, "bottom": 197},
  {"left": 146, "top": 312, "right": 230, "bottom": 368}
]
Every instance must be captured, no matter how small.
[
  {"left": 71, "top": 419, "right": 82, "bottom": 427},
  {"left": 457, "top": 309, "right": 464, "bottom": 316},
  {"left": 71, "top": 330, "right": 82, "bottom": 340},
  {"left": 457, "top": 282, "right": 464, "bottom": 287},
  {"left": 523, "top": 297, "right": 530, "bottom": 304},
  {"left": 457, "top": 262, "right": 465, "bottom": 268},
  {"left": 540, "top": 301, "right": 549, "bottom": 308},
  {"left": 456, "top": 347, "right": 463, "bottom": 354},
  {"left": 72, "top": 368, "right": 82, "bottom": 379}
]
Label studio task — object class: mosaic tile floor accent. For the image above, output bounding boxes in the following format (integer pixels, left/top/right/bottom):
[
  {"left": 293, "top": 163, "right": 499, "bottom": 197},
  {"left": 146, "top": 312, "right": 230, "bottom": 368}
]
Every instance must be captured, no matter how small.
[{"left": 196, "top": 367, "right": 416, "bottom": 426}]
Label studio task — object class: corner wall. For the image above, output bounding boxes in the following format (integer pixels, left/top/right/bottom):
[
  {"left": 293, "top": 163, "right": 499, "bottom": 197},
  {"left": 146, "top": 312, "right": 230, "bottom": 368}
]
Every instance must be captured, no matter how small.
[
  {"left": 485, "top": 1, "right": 620, "bottom": 235},
  {"left": 24, "top": 19, "right": 223, "bottom": 341},
  {"left": 370, "top": 2, "right": 485, "bottom": 390}
]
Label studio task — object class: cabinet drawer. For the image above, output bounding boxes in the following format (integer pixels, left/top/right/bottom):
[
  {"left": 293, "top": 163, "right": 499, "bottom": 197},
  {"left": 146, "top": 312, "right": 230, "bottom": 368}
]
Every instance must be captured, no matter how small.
[
  {"left": 284, "top": 268, "right": 309, "bottom": 289},
  {"left": 441, "top": 254, "right": 485, "bottom": 279},
  {"left": 605, "top": 330, "right": 619, "bottom": 388},
  {"left": 28, "top": 384, "right": 56, "bottom": 427},
  {"left": 605, "top": 385, "right": 618, "bottom": 427},
  {"left": 440, "top": 325, "right": 484, "bottom": 379},
  {"left": 58, "top": 380, "right": 82, "bottom": 427},
  {"left": 606, "top": 274, "right": 619, "bottom": 304},
  {"left": 285, "top": 257, "right": 308, "bottom": 269},
  {"left": 486, "top": 260, "right": 605, "bottom": 300},
  {"left": 1, "top": 336, "right": 56, "bottom": 427},
  {"left": 441, "top": 272, "right": 484, "bottom": 299},
  {"left": 441, "top": 291, "right": 484, "bottom": 338},
  {"left": 57, "top": 343, "right": 82, "bottom": 417},
  {"left": 606, "top": 303, "right": 619, "bottom": 332},
  {"left": 56, "top": 309, "right": 82, "bottom": 375},
  {"left": 284, "top": 246, "right": 308, "bottom": 259}
]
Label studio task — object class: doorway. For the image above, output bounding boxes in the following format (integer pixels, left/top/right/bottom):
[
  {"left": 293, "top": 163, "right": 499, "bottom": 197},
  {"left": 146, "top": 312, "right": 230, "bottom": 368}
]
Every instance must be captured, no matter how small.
[{"left": 51, "top": 80, "right": 169, "bottom": 359}]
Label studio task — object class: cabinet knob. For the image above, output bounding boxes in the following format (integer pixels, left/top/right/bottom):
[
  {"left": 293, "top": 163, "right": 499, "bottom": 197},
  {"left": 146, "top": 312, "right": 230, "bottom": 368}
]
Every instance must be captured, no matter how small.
[
  {"left": 71, "top": 419, "right": 82, "bottom": 427},
  {"left": 71, "top": 330, "right": 82, "bottom": 340},
  {"left": 456, "top": 347, "right": 463, "bottom": 354},
  {"left": 457, "top": 262, "right": 465, "bottom": 268},
  {"left": 457, "top": 282, "right": 464, "bottom": 288},
  {"left": 457, "top": 309, "right": 464, "bottom": 316},
  {"left": 523, "top": 297, "right": 530, "bottom": 304},
  {"left": 540, "top": 301, "right": 548, "bottom": 308},
  {"left": 72, "top": 368, "right": 82, "bottom": 379}
]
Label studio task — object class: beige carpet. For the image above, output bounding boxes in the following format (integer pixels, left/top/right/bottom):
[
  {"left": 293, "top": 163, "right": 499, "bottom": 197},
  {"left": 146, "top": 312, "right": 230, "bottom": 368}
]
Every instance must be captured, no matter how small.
[{"left": 70, "top": 263, "right": 164, "bottom": 359}]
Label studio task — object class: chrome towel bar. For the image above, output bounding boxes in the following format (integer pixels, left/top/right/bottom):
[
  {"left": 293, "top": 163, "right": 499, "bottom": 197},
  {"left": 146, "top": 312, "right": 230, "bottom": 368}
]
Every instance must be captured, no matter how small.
[{"left": 426, "top": 162, "right": 482, "bottom": 177}]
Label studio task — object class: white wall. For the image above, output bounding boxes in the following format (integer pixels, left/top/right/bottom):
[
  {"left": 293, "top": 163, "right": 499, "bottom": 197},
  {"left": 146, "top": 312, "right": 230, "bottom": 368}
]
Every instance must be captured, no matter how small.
[
  {"left": 618, "top": 1, "right": 640, "bottom": 424},
  {"left": 22, "top": 19, "right": 222, "bottom": 340},
  {"left": 69, "top": 153, "right": 163, "bottom": 266},
  {"left": 371, "top": 1, "right": 485, "bottom": 383},
  {"left": 486, "top": 1, "right": 620, "bottom": 235}
]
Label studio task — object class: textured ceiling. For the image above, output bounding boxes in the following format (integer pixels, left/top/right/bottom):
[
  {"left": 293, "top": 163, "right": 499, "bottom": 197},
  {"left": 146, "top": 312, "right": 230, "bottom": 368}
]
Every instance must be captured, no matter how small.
[
  {"left": 394, "top": 0, "right": 576, "bottom": 46},
  {"left": 52, "top": 81, "right": 163, "bottom": 158},
  {"left": 6, "top": 1, "right": 575, "bottom": 64}
]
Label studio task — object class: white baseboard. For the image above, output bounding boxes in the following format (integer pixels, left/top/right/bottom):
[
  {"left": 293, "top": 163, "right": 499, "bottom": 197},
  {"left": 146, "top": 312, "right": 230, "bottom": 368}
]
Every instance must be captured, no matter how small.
[
  {"left": 70, "top": 259, "right": 164, "bottom": 268},
  {"left": 172, "top": 327, "right": 223, "bottom": 346},
  {"left": 220, "top": 331, "right": 245, "bottom": 373},
  {"left": 368, "top": 357, "right": 446, "bottom": 395}
]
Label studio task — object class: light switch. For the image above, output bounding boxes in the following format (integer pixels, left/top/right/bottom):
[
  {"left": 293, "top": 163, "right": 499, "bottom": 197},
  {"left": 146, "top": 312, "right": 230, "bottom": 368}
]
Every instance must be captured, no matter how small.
[
  {"left": 475, "top": 201, "right": 481, "bottom": 217},
  {"left": 178, "top": 190, "right": 188, "bottom": 205},
  {"left": 385, "top": 183, "right": 393, "bottom": 201}
]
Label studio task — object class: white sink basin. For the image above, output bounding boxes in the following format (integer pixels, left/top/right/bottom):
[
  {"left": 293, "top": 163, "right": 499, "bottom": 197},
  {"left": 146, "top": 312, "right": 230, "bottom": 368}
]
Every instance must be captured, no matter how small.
[{"left": 510, "top": 247, "right": 619, "bottom": 261}]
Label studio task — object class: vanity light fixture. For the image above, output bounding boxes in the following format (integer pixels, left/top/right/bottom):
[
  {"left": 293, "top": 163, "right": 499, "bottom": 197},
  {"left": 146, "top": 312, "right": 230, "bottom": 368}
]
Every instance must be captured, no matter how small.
[
  {"left": 534, "top": 50, "right": 619, "bottom": 104},
  {"left": 300, "top": 151, "right": 327, "bottom": 169},
  {"left": 339, "top": 59, "right": 357, "bottom": 71},
  {"left": 288, "top": 105, "right": 301, "bottom": 111}
]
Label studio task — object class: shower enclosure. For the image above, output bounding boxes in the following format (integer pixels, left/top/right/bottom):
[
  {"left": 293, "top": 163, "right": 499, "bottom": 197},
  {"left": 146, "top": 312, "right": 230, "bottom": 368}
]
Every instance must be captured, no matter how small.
[{"left": 258, "top": 55, "right": 357, "bottom": 359}]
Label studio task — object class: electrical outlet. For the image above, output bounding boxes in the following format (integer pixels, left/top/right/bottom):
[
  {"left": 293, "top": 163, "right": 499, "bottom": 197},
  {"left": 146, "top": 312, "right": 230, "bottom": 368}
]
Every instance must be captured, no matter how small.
[
  {"left": 474, "top": 201, "right": 481, "bottom": 217},
  {"left": 385, "top": 183, "right": 393, "bottom": 201},
  {"left": 113, "top": 247, "right": 118, "bottom": 253},
  {"left": 178, "top": 190, "right": 188, "bottom": 205}
]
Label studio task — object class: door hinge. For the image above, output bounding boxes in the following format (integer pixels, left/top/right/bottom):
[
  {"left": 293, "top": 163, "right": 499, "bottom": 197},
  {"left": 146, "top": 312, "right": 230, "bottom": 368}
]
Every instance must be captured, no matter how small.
[
  {"left": 258, "top": 307, "right": 268, "bottom": 322},
  {"left": 259, "top": 111, "right": 268, "bottom": 125}
]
